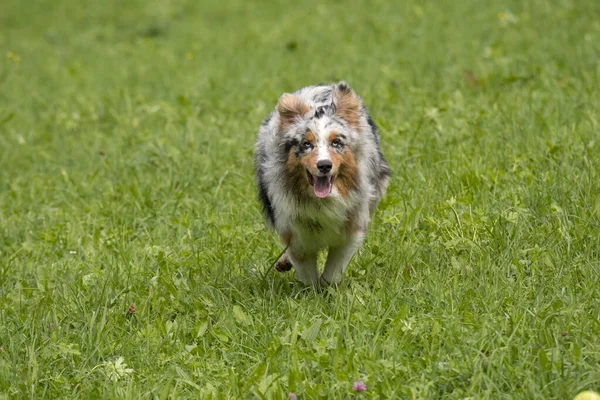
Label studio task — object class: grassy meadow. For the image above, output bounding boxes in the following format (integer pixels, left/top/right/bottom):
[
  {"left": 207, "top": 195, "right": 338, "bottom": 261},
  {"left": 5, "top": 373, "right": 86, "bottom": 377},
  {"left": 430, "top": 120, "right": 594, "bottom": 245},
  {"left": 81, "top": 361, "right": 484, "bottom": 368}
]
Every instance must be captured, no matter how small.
[{"left": 1, "top": 0, "right": 600, "bottom": 398}]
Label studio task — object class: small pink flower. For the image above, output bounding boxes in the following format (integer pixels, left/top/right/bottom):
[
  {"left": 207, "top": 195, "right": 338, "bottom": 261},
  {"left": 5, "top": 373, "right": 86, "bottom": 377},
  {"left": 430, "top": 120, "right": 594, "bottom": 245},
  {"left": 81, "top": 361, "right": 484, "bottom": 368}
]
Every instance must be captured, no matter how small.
[
  {"left": 127, "top": 304, "right": 136, "bottom": 315},
  {"left": 288, "top": 392, "right": 297, "bottom": 400},
  {"left": 352, "top": 381, "right": 366, "bottom": 392}
]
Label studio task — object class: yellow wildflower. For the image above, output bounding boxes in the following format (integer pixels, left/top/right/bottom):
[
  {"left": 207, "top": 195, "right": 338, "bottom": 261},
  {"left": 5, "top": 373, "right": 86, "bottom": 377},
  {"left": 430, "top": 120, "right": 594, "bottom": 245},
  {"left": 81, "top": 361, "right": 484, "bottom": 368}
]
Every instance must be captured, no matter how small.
[{"left": 498, "top": 10, "right": 518, "bottom": 25}]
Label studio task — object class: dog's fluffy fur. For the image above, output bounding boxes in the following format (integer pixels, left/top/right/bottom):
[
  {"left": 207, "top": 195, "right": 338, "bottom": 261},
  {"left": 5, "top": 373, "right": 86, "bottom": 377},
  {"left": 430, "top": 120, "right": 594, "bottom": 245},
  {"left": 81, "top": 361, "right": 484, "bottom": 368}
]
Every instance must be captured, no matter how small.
[{"left": 254, "top": 82, "right": 390, "bottom": 286}]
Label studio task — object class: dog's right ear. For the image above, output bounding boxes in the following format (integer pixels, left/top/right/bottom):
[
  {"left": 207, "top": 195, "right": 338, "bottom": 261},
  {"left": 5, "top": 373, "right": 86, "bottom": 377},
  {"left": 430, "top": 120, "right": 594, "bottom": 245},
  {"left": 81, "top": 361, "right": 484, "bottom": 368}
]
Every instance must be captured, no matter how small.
[{"left": 277, "top": 94, "right": 308, "bottom": 131}]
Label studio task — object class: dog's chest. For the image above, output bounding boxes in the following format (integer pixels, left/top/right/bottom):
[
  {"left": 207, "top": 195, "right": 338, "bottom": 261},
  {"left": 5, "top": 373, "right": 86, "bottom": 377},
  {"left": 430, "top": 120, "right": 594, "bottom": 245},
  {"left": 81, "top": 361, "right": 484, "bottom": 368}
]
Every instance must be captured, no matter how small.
[{"left": 288, "top": 203, "right": 352, "bottom": 250}]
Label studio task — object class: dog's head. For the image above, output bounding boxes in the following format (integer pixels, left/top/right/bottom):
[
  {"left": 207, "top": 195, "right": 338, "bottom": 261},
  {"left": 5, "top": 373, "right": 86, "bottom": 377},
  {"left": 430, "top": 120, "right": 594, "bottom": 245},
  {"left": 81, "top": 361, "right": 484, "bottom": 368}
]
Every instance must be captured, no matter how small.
[{"left": 278, "top": 82, "right": 361, "bottom": 199}]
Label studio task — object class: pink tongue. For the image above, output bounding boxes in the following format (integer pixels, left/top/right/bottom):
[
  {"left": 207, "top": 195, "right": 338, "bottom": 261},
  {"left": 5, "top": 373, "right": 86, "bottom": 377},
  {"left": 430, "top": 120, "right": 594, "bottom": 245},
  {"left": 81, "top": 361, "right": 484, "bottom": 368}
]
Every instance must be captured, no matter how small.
[{"left": 313, "top": 176, "right": 332, "bottom": 198}]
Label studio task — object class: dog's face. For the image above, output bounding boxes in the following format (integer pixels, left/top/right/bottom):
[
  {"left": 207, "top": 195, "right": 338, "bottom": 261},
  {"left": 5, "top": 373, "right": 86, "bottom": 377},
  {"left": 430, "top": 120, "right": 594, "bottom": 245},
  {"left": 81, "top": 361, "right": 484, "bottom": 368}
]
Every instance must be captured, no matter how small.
[
  {"left": 293, "top": 121, "right": 357, "bottom": 198},
  {"left": 278, "top": 83, "right": 360, "bottom": 199}
]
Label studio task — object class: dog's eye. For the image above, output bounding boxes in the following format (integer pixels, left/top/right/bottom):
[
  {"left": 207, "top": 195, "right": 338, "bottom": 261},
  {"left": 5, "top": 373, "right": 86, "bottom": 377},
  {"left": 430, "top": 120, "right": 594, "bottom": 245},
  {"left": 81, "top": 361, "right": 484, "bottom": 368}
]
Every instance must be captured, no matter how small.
[
  {"left": 332, "top": 139, "right": 344, "bottom": 149},
  {"left": 302, "top": 141, "right": 313, "bottom": 150}
]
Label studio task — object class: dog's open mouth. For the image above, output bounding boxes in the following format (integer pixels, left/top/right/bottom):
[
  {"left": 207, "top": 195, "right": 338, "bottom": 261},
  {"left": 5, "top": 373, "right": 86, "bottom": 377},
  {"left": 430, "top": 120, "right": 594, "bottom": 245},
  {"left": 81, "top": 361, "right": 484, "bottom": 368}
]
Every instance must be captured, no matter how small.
[{"left": 307, "top": 171, "right": 334, "bottom": 198}]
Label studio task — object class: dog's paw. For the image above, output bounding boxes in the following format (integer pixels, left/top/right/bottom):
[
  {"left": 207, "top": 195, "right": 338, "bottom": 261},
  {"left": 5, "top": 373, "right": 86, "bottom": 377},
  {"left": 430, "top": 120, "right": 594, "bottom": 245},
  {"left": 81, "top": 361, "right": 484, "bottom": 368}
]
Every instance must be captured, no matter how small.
[
  {"left": 319, "top": 275, "right": 343, "bottom": 290},
  {"left": 275, "top": 253, "right": 293, "bottom": 272}
]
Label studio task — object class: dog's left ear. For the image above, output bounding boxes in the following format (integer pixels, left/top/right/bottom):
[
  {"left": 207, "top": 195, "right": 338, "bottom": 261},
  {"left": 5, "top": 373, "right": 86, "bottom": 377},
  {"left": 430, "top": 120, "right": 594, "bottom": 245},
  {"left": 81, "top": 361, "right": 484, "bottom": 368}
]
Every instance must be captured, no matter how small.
[
  {"left": 277, "top": 94, "right": 309, "bottom": 131},
  {"left": 333, "top": 82, "right": 360, "bottom": 128}
]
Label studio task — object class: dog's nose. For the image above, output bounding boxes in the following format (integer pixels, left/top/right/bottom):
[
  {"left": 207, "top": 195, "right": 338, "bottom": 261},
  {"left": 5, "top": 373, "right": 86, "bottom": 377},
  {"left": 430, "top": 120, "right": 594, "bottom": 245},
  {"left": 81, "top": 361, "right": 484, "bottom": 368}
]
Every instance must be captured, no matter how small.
[{"left": 317, "top": 159, "right": 332, "bottom": 174}]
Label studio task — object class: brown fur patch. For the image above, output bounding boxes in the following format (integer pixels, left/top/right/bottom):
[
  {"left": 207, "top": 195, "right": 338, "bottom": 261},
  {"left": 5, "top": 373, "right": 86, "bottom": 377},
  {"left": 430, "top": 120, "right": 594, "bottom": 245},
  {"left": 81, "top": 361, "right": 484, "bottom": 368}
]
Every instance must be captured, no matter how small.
[
  {"left": 334, "top": 86, "right": 360, "bottom": 128},
  {"left": 285, "top": 147, "right": 314, "bottom": 200},
  {"left": 294, "top": 131, "right": 318, "bottom": 177},
  {"left": 333, "top": 147, "right": 358, "bottom": 197},
  {"left": 298, "top": 150, "right": 319, "bottom": 175},
  {"left": 277, "top": 94, "right": 309, "bottom": 131},
  {"left": 281, "top": 231, "right": 292, "bottom": 247}
]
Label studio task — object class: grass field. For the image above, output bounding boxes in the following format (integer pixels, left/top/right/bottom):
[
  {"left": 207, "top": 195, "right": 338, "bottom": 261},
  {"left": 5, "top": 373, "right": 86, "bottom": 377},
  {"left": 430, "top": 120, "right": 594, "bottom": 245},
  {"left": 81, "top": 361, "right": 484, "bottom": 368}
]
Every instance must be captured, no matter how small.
[{"left": 1, "top": 0, "right": 600, "bottom": 398}]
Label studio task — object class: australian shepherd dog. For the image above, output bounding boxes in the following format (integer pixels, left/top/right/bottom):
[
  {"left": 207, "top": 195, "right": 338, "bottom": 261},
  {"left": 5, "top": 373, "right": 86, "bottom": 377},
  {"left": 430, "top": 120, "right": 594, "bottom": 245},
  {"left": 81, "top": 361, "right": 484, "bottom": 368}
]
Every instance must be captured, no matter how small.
[{"left": 254, "top": 82, "right": 390, "bottom": 287}]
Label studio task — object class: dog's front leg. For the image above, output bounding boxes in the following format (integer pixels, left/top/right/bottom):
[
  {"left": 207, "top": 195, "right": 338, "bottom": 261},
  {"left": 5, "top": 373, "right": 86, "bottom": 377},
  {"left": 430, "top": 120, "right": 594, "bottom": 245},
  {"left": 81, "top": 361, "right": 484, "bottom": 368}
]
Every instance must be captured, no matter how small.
[
  {"left": 287, "top": 249, "right": 319, "bottom": 286},
  {"left": 321, "top": 232, "right": 365, "bottom": 286}
]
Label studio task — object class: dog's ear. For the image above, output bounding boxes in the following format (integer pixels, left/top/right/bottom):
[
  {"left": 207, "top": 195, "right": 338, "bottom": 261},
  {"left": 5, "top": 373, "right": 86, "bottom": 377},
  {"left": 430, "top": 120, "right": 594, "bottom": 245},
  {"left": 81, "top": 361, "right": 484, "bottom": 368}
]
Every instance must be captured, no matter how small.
[
  {"left": 277, "top": 94, "right": 309, "bottom": 131},
  {"left": 333, "top": 82, "right": 360, "bottom": 128}
]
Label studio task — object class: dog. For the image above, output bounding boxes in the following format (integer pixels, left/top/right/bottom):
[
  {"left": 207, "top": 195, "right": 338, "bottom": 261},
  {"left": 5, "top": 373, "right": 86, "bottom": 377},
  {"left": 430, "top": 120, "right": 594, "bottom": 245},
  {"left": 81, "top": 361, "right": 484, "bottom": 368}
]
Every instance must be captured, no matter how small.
[{"left": 254, "top": 82, "right": 390, "bottom": 287}]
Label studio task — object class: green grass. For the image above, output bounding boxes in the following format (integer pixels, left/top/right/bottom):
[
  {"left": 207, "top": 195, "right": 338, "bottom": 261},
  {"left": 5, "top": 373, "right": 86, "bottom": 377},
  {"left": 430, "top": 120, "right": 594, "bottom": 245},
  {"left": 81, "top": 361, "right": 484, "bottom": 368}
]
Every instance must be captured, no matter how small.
[{"left": 1, "top": 0, "right": 600, "bottom": 398}]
